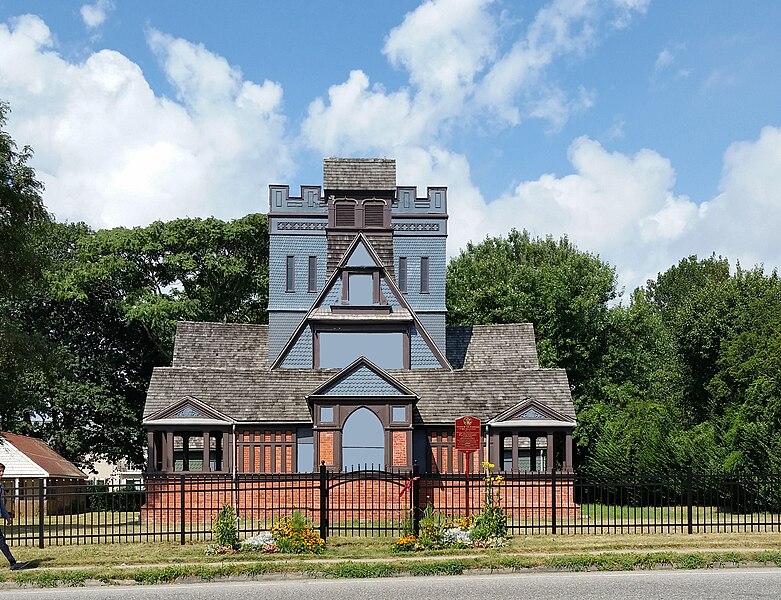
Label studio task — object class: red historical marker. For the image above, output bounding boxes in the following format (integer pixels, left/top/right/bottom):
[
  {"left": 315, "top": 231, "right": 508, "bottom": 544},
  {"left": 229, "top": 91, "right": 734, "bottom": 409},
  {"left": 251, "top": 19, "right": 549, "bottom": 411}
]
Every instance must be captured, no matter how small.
[
  {"left": 455, "top": 416, "right": 481, "bottom": 516},
  {"left": 455, "top": 416, "right": 481, "bottom": 452}
]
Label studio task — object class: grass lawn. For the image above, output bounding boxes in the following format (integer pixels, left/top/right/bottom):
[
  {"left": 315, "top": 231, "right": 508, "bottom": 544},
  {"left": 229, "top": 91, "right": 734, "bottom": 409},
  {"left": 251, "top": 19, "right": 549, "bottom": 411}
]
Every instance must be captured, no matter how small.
[
  {"left": 1, "top": 532, "right": 781, "bottom": 587},
  {"left": 8, "top": 531, "right": 781, "bottom": 568}
]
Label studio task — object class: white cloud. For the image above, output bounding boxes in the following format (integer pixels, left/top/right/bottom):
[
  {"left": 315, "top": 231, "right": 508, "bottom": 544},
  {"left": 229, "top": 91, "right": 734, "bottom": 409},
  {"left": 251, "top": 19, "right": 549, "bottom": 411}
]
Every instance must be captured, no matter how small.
[
  {"left": 80, "top": 0, "right": 113, "bottom": 29},
  {"left": 383, "top": 0, "right": 496, "bottom": 101},
  {"left": 476, "top": 0, "right": 647, "bottom": 125},
  {"left": 0, "top": 16, "right": 292, "bottom": 229},
  {"left": 463, "top": 137, "right": 700, "bottom": 292},
  {"left": 686, "top": 126, "right": 781, "bottom": 272}
]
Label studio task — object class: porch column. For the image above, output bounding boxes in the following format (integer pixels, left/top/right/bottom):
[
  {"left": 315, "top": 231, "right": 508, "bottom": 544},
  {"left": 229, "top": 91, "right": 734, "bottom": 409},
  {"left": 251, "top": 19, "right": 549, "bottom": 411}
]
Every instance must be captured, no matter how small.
[
  {"left": 165, "top": 431, "right": 174, "bottom": 472},
  {"left": 530, "top": 436, "right": 537, "bottom": 472},
  {"left": 546, "top": 432, "right": 554, "bottom": 473},
  {"left": 511, "top": 433, "right": 519, "bottom": 472},
  {"left": 222, "top": 431, "right": 230, "bottom": 472},
  {"left": 182, "top": 434, "right": 190, "bottom": 471},
  {"left": 147, "top": 431, "right": 156, "bottom": 472},
  {"left": 202, "top": 431, "right": 210, "bottom": 472},
  {"left": 565, "top": 432, "right": 574, "bottom": 472}
]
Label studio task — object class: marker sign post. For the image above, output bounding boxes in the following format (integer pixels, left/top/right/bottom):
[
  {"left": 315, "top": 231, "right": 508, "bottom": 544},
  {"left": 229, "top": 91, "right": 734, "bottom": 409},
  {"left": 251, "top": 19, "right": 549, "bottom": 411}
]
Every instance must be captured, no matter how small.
[{"left": 455, "top": 416, "right": 481, "bottom": 516}]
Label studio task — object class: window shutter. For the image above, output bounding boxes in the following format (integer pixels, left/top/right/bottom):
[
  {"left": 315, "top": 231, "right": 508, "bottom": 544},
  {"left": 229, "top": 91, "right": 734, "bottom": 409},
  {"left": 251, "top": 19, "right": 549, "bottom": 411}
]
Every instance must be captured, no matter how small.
[
  {"left": 335, "top": 203, "right": 355, "bottom": 227},
  {"left": 364, "top": 203, "right": 384, "bottom": 228}
]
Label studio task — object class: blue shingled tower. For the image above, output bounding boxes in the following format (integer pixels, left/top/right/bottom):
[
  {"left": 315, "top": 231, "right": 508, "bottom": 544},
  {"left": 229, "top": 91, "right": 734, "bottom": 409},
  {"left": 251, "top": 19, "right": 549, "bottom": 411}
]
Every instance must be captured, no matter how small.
[{"left": 267, "top": 158, "right": 449, "bottom": 370}]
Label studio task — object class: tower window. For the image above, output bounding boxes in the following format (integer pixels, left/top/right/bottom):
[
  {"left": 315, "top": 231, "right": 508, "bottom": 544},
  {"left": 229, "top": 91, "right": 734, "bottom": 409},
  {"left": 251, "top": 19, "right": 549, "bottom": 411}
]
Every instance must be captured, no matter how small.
[
  {"left": 286, "top": 256, "right": 295, "bottom": 292},
  {"left": 308, "top": 256, "right": 317, "bottom": 292},
  {"left": 420, "top": 256, "right": 429, "bottom": 294},
  {"left": 398, "top": 257, "right": 407, "bottom": 293}
]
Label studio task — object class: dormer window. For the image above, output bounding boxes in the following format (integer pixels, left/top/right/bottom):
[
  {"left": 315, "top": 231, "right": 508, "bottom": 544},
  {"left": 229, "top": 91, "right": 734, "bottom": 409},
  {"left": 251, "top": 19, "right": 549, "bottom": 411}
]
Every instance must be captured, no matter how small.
[{"left": 340, "top": 270, "right": 382, "bottom": 307}]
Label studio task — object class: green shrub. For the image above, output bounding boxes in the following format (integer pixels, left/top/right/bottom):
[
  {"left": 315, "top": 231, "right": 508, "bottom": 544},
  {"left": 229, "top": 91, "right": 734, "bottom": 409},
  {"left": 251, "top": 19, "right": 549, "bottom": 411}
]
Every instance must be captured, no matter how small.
[{"left": 213, "top": 504, "right": 239, "bottom": 549}]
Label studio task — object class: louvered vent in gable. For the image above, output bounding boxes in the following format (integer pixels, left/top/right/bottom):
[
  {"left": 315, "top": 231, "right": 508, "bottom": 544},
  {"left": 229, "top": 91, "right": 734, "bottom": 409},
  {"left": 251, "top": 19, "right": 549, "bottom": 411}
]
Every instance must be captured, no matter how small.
[
  {"left": 335, "top": 203, "right": 356, "bottom": 227},
  {"left": 364, "top": 203, "right": 385, "bottom": 228}
]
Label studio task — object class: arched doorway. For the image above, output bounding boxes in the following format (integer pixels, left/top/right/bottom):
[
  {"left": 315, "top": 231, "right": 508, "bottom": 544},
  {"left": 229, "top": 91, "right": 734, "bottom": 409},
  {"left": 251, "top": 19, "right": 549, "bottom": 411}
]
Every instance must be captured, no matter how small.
[{"left": 342, "top": 407, "right": 384, "bottom": 470}]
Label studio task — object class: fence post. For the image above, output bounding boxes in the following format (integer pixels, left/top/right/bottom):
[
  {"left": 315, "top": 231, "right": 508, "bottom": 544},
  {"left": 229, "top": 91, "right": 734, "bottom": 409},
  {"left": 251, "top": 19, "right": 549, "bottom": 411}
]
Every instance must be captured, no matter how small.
[
  {"left": 179, "top": 474, "right": 186, "bottom": 546},
  {"left": 551, "top": 470, "right": 557, "bottom": 535},
  {"left": 37, "top": 479, "right": 44, "bottom": 549},
  {"left": 411, "top": 463, "right": 420, "bottom": 536},
  {"left": 319, "top": 462, "right": 328, "bottom": 541},
  {"left": 686, "top": 467, "right": 693, "bottom": 535}
]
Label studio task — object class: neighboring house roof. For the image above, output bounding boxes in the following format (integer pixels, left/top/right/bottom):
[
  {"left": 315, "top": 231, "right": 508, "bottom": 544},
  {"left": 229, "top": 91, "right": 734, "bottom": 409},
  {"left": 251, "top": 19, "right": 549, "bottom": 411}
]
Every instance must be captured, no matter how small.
[
  {"left": 0, "top": 432, "right": 87, "bottom": 479},
  {"left": 144, "top": 322, "right": 575, "bottom": 426}
]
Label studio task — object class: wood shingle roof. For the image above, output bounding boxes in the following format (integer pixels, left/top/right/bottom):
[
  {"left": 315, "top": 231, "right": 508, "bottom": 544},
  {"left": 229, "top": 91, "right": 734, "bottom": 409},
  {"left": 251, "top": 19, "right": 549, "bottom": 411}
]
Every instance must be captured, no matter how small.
[{"left": 145, "top": 321, "right": 574, "bottom": 426}]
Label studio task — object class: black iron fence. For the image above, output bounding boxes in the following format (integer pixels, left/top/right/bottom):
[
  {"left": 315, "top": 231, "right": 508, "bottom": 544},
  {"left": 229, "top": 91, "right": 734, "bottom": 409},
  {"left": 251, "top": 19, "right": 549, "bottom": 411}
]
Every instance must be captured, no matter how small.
[{"left": 3, "top": 468, "right": 781, "bottom": 547}]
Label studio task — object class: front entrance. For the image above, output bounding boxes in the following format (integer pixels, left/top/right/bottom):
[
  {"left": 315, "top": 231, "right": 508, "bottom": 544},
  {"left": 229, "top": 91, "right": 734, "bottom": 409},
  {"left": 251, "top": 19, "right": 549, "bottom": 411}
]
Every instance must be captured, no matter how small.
[{"left": 342, "top": 407, "right": 384, "bottom": 470}]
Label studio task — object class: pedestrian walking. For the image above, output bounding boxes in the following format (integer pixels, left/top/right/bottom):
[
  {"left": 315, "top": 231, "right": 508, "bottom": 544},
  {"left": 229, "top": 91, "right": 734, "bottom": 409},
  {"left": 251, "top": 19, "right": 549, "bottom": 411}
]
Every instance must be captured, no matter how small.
[{"left": 0, "top": 463, "right": 26, "bottom": 570}]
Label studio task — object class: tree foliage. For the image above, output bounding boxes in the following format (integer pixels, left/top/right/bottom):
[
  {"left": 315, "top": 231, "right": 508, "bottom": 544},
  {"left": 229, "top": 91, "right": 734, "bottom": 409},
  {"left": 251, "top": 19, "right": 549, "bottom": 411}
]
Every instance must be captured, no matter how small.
[
  {"left": 447, "top": 229, "right": 617, "bottom": 396},
  {"left": 4, "top": 214, "right": 269, "bottom": 466}
]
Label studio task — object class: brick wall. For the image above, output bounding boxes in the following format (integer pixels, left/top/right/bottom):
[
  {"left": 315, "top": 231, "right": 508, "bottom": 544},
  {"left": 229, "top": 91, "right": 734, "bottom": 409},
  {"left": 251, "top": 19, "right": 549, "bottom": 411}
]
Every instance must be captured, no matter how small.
[{"left": 141, "top": 472, "right": 578, "bottom": 525}]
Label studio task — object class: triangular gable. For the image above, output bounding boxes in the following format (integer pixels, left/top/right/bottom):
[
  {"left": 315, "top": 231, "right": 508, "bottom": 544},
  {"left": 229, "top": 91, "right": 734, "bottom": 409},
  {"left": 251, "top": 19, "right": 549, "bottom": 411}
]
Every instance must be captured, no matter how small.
[
  {"left": 270, "top": 233, "right": 452, "bottom": 371},
  {"left": 144, "top": 396, "right": 233, "bottom": 424},
  {"left": 308, "top": 357, "right": 417, "bottom": 398},
  {"left": 345, "top": 240, "right": 375, "bottom": 267},
  {"left": 489, "top": 398, "right": 574, "bottom": 425},
  {"left": 337, "top": 232, "right": 386, "bottom": 269}
]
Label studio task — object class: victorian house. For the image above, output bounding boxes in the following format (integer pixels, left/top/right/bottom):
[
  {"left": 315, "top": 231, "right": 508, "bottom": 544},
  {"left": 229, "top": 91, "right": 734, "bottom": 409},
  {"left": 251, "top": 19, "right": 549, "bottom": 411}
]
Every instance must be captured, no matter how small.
[{"left": 142, "top": 158, "right": 576, "bottom": 476}]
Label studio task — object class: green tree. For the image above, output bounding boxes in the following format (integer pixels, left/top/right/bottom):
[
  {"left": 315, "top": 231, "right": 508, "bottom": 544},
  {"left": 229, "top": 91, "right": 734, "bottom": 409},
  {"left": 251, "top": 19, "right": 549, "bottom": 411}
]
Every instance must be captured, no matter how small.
[
  {"left": 446, "top": 229, "right": 617, "bottom": 395},
  {"left": 0, "top": 101, "right": 50, "bottom": 295},
  {"left": 0, "top": 101, "right": 51, "bottom": 431},
  {"left": 6, "top": 215, "right": 269, "bottom": 466}
]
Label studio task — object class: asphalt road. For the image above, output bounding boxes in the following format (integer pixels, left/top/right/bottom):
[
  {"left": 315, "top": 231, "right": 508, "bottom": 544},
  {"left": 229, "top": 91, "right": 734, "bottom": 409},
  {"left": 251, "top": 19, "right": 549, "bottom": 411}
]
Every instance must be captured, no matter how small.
[{"left": 4, "top": 569, "right": 781, "bottom": 600}]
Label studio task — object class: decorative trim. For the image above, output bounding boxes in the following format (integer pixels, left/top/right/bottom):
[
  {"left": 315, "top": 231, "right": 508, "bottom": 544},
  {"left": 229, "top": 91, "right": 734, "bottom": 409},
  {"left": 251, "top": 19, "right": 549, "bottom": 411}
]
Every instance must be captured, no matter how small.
[
  {"left": 278, "top": 221, "right": 328, "bottom": 231},
  {"left": 392, "top": 222, "right": 440, "bottom": 232}
]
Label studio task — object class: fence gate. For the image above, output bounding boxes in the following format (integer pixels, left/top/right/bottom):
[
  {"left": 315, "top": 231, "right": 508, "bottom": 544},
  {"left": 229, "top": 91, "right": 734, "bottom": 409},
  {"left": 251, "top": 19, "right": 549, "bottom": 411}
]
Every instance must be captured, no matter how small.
[{"left": 320, "top": 464, "right": 417, "bottom": 539}]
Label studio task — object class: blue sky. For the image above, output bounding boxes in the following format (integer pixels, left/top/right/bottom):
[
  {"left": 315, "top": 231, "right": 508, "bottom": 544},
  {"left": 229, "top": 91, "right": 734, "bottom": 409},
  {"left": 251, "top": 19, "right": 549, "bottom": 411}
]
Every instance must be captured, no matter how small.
[{"left": 1, "top": 0, "right": 780, "bottom": 293}]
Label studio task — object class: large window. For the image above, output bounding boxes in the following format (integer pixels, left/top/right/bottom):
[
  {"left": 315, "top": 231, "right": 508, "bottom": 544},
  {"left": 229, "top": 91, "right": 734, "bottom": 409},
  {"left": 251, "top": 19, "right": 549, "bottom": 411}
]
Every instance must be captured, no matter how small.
[
  {"left": 342, "top": 408, "right": 384, "bottom": 470},
  {"left": 297, "top": 427, "right": 314, "bottom": 472},
  {"left": 319, "top": 332, "right": 404, "bottom": 369}
]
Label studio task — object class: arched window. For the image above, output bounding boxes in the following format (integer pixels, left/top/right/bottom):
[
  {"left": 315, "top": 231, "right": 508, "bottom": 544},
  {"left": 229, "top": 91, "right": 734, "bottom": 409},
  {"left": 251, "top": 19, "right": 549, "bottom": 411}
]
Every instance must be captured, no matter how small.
[{"left": 342, "top": 407, "right": 384, "bottom": 470}]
